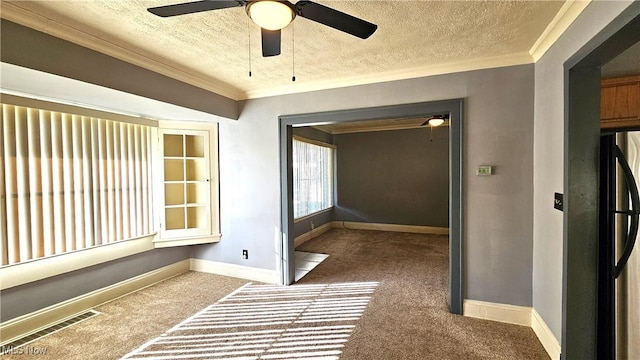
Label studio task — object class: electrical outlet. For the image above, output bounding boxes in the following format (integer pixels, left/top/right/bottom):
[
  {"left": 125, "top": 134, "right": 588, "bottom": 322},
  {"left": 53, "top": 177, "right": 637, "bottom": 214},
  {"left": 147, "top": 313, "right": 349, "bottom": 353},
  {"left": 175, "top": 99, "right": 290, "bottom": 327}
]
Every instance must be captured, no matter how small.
[
  {"left": 311, "top": 221, "right": 315, "bottom": 230},
  {"left": 242, "top": 249, "right": 248, "bottom": 259}
]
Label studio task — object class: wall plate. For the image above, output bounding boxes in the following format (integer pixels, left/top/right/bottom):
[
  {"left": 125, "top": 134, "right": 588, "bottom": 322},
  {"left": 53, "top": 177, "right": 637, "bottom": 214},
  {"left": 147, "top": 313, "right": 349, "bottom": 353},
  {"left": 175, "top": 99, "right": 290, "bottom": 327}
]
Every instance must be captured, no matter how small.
[
  {"left": 554, "top": 193, "right": 563, "bottom": 211},
  {"left": 476, "top": 165, "right": 492, "bottom": 176}
]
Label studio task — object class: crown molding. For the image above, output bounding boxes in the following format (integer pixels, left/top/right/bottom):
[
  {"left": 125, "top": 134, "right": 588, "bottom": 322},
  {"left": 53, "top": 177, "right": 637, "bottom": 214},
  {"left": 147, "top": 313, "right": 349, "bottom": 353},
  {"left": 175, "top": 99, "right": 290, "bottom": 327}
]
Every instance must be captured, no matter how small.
[
  {"left": 529, "top": 0, "right": 592, "bottom": 62},
  {"left": 0, "top": 2, "right": 244, "bottom": 101},
  {"left": 242, "top": 52, "right": 534, "bottom": 100}
]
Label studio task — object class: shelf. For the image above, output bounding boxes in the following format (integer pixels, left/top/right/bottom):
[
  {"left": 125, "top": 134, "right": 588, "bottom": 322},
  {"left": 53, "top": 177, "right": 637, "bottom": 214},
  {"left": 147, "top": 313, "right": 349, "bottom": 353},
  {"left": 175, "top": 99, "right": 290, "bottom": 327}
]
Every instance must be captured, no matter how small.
[
  {"left": 163, "top": 156, "right": 206, "bottom": 160},
  {"left": 164, "top": 203, "right": 206, "bottom": 208},
  {"left": 160, "top": 129, "right": 213, "bottom": 239}
]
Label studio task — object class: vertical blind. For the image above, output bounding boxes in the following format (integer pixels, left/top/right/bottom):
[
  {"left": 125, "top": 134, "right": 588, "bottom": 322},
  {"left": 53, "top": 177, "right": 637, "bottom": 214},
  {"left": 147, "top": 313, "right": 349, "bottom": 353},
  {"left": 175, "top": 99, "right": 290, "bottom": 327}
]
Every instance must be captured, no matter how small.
[
  {"left": 0, "top": 103, "right": 154, "bottom": 266},
  {"left": 293, "top": 138, "right": 334, "bottom": 218}
]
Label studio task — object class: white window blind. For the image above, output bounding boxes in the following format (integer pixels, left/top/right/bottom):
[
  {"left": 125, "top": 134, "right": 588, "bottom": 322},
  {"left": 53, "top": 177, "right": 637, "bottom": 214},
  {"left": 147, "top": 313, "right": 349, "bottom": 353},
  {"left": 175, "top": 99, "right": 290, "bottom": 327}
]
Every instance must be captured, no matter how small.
[
  {"left": 293, "top": 138, "right": 334, "bottom": 219},
  {"left": 0, "top": 103, "right": 154, "bottom": 266}
]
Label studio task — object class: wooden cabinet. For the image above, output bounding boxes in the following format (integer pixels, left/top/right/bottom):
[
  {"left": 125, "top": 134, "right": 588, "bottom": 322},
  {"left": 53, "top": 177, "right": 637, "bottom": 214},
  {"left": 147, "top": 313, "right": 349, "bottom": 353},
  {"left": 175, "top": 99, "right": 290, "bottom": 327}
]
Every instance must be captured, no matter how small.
[{"left": 601, "top": 75, "right": 640, "bottom": 130}]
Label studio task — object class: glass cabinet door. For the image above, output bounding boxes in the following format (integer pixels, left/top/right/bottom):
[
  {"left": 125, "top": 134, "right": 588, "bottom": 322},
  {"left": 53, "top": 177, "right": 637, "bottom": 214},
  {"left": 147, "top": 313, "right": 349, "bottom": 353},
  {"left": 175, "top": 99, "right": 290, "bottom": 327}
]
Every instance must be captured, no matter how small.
[{"left": 161, "top": 130, "right": 211, "bottom": 238}]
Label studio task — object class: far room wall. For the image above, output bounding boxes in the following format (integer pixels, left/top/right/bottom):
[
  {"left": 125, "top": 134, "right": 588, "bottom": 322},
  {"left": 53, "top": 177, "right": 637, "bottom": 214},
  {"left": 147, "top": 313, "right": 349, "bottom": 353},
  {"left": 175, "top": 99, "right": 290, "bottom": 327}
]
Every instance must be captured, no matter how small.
[
  {"left": 333, "top": 128, "right": 449, "bottom": 227},
  {"left": 291, "top": 126, "right": 449, "bottom": 238}
]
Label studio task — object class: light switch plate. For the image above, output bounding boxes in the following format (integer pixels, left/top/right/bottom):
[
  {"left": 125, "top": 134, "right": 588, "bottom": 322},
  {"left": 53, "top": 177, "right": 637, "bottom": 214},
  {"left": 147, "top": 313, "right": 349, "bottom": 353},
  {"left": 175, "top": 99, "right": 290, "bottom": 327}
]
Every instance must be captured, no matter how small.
[
  {"left": 554, "top": 193, "right": 563, "bottom": 211},
  {"left": 476, "top": 165, "right": 492, "bottom": 176}
]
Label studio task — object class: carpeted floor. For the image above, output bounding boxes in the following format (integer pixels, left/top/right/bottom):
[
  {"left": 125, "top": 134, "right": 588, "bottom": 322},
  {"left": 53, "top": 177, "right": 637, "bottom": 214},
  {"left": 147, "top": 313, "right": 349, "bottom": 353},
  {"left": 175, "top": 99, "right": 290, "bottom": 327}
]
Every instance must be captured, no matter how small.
[
  {"left": 1, "top": 272, "right": 248, "bottom": 360},
  {"left": 122, "top": 282, "right": 380, "bottom": 359},
  {"left": 296, "top": 229, "right": 549, "bottom": 360},
  {"left": 2, "top": 229, "right": 550, "bottom": 359}
]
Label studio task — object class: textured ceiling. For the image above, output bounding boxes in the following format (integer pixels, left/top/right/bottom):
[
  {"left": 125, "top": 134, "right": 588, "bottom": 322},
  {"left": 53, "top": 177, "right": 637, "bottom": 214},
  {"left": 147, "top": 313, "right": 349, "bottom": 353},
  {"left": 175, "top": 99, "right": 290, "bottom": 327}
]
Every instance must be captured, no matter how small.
[{"left": 2, "top": 0, "right": 568, "bottom": 100}]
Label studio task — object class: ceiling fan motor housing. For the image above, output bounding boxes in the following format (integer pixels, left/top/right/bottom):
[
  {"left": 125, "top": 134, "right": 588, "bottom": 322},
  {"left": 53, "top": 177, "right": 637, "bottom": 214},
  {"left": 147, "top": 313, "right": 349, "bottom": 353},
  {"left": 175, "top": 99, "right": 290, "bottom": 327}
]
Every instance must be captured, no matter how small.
[{"left": 245, "top": 0, "right": 296, "bottom": 31}]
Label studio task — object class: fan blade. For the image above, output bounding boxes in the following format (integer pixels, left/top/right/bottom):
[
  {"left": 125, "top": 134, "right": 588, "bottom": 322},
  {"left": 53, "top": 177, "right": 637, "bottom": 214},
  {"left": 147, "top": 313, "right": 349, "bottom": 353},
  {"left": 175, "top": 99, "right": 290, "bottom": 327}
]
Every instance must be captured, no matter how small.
[
  {"left": 294, "top": 1, "right": 377, "bottom": 39},
  {"left": 262, "top": 29, "right": 281, "bottom": 57},
  {"left": 420, "top": 120, "right": 429, "bottom": 126},
  {"left": 148, "top": 0, "right": 243, "bottom": 17}
]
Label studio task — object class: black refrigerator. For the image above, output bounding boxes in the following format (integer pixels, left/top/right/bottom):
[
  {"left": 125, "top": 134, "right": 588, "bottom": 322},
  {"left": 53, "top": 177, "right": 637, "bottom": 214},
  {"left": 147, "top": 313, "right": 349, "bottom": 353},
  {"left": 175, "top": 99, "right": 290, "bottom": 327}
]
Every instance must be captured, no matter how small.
[{"left": 599, "top": 132, "right": 640, "bottom": 359}]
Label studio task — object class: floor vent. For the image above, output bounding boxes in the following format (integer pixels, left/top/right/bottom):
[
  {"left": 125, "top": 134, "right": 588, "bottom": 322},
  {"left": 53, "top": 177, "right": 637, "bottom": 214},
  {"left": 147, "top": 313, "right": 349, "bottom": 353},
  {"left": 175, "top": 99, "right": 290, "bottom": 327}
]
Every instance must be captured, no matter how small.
[{"left": 2, "top": 310, "right": 100, "bottom": 350}]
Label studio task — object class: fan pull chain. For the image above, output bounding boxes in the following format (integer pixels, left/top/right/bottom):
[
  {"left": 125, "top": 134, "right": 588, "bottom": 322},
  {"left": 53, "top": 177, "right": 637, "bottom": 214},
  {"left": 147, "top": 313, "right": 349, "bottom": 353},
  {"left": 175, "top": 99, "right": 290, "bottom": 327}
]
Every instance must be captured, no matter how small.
[
  {"left": 247, "top": 18, "right": 252, "bottom": 77},
  {"left": 291, "top": 22, "right": 296, "bottom": 82}
]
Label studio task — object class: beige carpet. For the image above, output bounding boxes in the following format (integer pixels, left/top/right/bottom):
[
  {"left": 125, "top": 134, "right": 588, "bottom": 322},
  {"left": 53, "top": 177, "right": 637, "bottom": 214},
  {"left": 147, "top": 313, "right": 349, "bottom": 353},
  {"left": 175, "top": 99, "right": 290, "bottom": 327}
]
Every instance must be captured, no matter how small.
[
  {"left": 2, "top": 229, "right": 549, "bottom": 359},
  {"left": 122, "top": 282, "right": 379, "bottom": 359},
  {"left": 1, "top": 273, "right": 248, "bottom": 360},
  {"left": 296, "top": 229, "right": 549, "bottom": 360}
]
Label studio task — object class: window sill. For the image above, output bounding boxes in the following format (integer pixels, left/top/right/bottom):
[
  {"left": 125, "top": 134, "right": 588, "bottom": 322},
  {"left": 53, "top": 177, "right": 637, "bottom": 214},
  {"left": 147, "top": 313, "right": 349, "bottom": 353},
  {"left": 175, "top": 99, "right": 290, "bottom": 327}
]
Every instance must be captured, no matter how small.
[
  {"left": 153, "top": 234, "right": 221, "bottom": 248},
  {"left": 294, "top": 208, "right": 333, "bottom": 223},
  {"left": 0, "top": 234, "right": 156, "bottom": 290}
]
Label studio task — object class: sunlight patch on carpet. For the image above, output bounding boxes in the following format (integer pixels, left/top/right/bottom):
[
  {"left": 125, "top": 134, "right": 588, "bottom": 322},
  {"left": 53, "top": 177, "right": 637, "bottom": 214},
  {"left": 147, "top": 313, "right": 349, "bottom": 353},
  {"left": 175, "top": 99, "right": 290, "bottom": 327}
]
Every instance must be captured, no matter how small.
[{"left": 122, "top": 282, "right": 378, "bottom": 360}]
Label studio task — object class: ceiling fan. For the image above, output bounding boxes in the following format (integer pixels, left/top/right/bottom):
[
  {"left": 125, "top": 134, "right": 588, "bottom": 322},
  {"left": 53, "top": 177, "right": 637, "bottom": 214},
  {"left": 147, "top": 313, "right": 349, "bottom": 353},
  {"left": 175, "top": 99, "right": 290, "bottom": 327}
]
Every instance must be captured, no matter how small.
[
  {"left": 420, "top": 114, "right": 449, "bottom": 141},
  {"left": 421, "top": 114, "right": 450, "bottom": 127},
  {"left": 147, "top": 0, "right": 378, "bottom": 57}
]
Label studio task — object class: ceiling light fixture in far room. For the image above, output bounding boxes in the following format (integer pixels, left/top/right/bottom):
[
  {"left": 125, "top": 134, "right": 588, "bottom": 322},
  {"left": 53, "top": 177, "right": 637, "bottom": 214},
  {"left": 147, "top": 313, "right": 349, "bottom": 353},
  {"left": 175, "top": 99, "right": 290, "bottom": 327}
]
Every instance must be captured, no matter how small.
[
  {"left": 428, "top": 118, "right": 445, "bottom": 127},
  {"left": 420, "top": 115, "right": 448, "bottom": 127},
  {"left": 247, "top": 0, "right": 295, "bottom": 30},
  {"left": 420, "top": 115, "right": 448, "bottom": 142}
]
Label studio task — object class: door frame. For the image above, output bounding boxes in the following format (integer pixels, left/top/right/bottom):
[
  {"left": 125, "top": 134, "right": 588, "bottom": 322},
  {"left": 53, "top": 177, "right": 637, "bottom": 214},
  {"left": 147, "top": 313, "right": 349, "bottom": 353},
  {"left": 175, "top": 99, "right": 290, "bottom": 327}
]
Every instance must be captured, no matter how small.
[
  {"left": 279, "top": 98, "right": 464, "bottom": 314},
  {"left": 563, "top": 4, "right": 640, "bottom": 358}
]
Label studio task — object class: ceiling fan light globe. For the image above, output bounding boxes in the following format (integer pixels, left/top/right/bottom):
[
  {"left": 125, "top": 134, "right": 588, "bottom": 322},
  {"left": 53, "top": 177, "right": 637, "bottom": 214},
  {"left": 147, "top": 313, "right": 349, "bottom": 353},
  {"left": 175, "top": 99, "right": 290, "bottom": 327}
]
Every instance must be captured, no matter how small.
[
  {"left": 248, "top": 1, "right": 294, "bottom": 31},
  {"left": 428, "top": 118, "right": 445, "bottom": 127}
]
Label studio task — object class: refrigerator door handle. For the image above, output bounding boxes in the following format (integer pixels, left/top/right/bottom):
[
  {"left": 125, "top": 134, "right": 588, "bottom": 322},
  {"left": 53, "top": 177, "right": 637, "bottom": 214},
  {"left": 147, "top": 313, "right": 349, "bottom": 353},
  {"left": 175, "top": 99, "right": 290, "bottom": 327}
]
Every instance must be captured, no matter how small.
[{"left": 613, "top": 145, "right": 639, "bottom": 278}]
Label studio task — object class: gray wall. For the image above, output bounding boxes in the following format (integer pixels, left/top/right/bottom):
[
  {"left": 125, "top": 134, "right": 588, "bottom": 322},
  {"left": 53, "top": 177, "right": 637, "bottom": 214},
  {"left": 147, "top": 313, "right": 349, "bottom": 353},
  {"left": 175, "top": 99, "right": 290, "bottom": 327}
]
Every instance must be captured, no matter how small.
[
  {"left": 194, "top": 64, "right": 535, "bottom": 307},
  {"left": 532, "top": 1, "right": 635, "bottom": 342},
  {"left": 1, "top": 248, "right": 189, "bottom": 321},
  {"left": 333, "top": 128, "right": 449, "bottom": 227}
]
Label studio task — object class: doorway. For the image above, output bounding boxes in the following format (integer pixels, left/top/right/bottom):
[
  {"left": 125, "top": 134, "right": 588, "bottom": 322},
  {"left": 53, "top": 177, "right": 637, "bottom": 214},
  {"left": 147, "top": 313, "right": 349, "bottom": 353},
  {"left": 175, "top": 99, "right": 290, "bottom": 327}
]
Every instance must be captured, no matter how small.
[
  {"left": 564, "top": 4, "right": 640, "bottom": 359},
  {"left": 279, "top": 99, "right": 463, "bottom": 314}
]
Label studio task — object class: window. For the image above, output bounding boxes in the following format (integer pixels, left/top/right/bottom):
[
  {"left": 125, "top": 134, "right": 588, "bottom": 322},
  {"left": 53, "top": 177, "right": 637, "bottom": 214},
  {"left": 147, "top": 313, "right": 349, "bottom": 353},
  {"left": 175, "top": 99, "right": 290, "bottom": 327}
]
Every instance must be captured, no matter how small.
[
  {"left": 293, "top": 137, "right": 334, "bottom": 219},
  {"left": 0, "top": 101, "right": 155, "bottom": 266}
]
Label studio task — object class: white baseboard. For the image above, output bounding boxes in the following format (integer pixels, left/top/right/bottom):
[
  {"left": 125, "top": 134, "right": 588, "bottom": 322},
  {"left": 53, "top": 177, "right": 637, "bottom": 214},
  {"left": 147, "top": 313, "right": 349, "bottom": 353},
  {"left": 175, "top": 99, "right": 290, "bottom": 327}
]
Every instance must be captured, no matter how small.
[
  {"left": 531, "top": 308, "right": 561, "bottom": 360},
  {"left": 190, "top": 259, "right": 278, "bottom": 284},
  {"left": 0, "top": 259, "right": 190, "bottom": 346},
  {"left": 294, "top": 222, "right": 334, "bottom": 248},
  {"left": 332, "top": 221, "right": 449, "bottom": 235},
  {"left": 464, "top": 300, "right": 560, "bottom": 360},
  {"left": 463, "top": 299, "right": 531, "bottom": 326}
]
